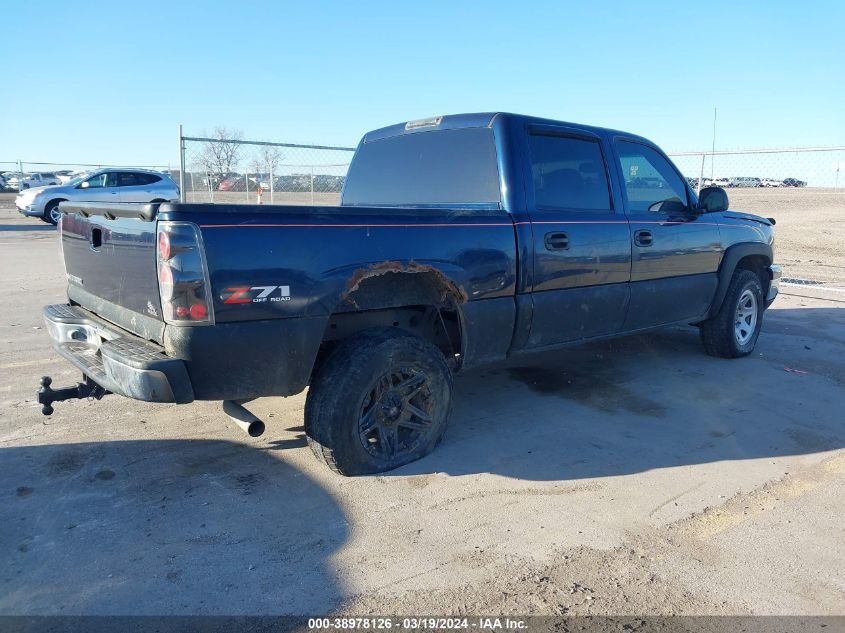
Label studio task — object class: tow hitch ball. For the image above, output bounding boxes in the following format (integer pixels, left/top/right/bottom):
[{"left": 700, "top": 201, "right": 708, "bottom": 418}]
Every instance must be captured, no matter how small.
[{"left": 37, "top": 376, "right": 109, "bottom": 416}]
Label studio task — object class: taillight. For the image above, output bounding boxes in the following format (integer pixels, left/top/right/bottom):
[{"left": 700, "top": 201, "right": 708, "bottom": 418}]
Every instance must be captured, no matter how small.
[{"left": 156, "top": 222, "right": 214, "bottom": 326}]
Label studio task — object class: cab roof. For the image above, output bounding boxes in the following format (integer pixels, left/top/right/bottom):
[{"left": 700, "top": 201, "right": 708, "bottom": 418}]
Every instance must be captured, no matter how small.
[{"left": 362, "top": 112, "right": 654, "bottom": 146}]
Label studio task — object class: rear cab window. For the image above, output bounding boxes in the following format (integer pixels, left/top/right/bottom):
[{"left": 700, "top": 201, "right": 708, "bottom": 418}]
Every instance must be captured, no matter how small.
[{"left": 341, "top": 127, "right": 500, "bottom": 207}]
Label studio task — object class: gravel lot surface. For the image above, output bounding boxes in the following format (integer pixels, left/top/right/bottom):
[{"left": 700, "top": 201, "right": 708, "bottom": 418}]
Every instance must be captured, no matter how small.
[{"left": 0, "top": 205, "right": 843, "bottom": 617}]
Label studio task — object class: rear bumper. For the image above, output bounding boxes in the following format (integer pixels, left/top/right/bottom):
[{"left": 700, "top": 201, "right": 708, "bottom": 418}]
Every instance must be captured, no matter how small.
[
  {"left": 44, "top": 302, "right": 327, "bottom": 403},
  {"left": 766, "top": 264, "right": 781, "bottom": 307},
  {"left": 43, "top": 304, "right": 194, "bottom": 403}
]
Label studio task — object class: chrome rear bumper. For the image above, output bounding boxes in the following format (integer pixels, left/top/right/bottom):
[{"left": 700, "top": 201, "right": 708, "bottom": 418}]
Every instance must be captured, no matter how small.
[{"left": 43, "top": 304, "right": 194, "bottom": 404}]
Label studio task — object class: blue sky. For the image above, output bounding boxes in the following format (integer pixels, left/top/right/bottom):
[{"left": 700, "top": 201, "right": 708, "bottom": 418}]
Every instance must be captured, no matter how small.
[{"left": 2, "top": 0, "right": 843, "bottom": 167}]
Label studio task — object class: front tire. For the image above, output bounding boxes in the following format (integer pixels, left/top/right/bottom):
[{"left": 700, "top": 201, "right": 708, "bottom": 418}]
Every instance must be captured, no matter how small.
[
  {"left": 700, "top": 269, "right": 764, "bottom": 358},
  {"left": 42, "top": 200, "right": 62, "bottom": 225},
  {"left": 305, "top": 328, "right": 453, "bottom": 476}
]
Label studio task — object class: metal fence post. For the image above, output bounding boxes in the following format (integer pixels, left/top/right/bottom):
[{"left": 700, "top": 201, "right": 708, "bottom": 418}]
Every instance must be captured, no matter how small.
[{"left": 178, "top": 124, "right": 186, "bottom": 202}]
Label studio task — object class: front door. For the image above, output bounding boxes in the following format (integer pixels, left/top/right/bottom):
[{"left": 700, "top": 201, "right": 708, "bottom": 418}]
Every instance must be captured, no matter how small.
[
  {"left": 613, "top": 139, "right": 722, "bottom": 330},
  {"left": 522, "top": 128, "right": 632, "bottom": 349},
  {"left": 78, "top": 172, "right": 120, "bottom": 203}
]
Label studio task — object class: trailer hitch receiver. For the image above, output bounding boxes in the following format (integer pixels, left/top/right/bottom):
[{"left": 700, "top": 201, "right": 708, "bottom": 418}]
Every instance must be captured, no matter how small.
[{"left": 37, "top": 376, "right": 110, "bottom": 415}]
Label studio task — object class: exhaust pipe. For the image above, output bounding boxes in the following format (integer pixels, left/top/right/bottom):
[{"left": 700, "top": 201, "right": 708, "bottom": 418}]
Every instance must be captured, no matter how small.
[{"left": 222, "top": 400, "right": 265, "bottom": 437}]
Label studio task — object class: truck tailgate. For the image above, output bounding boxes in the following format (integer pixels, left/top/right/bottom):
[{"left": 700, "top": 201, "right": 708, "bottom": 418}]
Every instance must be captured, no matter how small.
[{"left": 60, "top": 208, "right": 164, "bottom": 342}]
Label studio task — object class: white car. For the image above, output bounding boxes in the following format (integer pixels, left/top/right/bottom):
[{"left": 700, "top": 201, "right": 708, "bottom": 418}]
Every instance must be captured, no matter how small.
[
  {"left": 12, "top": 172, "right": 62, "bottom": 190},
  {"left": 15, "top": 168, "right": 180, "bottom": 225},
  {"left": 55, "top": 170, "right": 89, "bottom": 185},
  {"left": 761, "top": 178, "right": 782, "bottom": 187}
]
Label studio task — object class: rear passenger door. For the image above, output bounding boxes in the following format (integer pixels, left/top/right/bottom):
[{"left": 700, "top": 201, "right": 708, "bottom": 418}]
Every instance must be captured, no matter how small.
[
  {"left": 521, "top": 127, "right": 632, "bottom": 349},
  {"left": 612, "top": 139, "right": 722, "bottom": 330},
  {"left": 115, "top": 172, "right": 154, "bottom": 202}
]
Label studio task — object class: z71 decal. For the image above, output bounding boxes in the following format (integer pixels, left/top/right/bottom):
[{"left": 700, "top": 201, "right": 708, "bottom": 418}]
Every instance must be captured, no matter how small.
[{"left": 222, "top": 285, "right": 291, "bottom": 304}]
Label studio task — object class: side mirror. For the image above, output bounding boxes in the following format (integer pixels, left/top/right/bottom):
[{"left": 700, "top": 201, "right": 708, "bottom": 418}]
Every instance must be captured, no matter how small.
[
  {"left": 698, "top": 186, "right": 729, "bottom": 212},
  {"left": 79, "top": 181, "right": 90, "bottom": 189}
]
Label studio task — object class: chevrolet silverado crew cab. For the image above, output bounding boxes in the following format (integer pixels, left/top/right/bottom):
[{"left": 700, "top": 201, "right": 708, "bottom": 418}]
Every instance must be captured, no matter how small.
[{"left": 38, "top": 113, "right": 781, "bottom": 475}]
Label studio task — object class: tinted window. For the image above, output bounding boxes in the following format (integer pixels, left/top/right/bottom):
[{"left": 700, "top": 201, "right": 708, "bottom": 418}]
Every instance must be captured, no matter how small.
[
  {"left": 616, "top": 141, "right": 689, "bottom": 213},
  {"left": 134, "top": 173, "right": 161, "bottom": 185},
  {"left": 342, "top": 128, "right": 500, "bottom": 206},
  {"left": 116, "top": 172, "right": 140, "bottom": 187},
  {"left": 529, "top": 134, "right": 611, "bottom": 211}
]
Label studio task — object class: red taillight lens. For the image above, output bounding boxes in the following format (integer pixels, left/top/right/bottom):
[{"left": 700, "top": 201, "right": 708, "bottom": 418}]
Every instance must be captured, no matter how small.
[
  {"left": 156, "top": 222, "right": 213, "bottom": 326},
  {"left": 189, "top": 303, "right": 208, "bottom": 320},
  {"left": 158, "top": 230, "right": 171, "bottom": 260}
]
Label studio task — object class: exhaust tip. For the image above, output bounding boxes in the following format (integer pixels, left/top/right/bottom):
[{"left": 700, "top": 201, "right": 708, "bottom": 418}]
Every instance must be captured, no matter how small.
[
  {"left": 222, "top": 400, "right": 265, "bottom": 438},
  {"left": 246, "top": 420, "right": 265, "bottom": 438}
]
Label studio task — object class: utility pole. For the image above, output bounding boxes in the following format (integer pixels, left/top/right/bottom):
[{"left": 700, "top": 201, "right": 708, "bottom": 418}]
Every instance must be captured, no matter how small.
[{"left": 710, "top": 107, "right": 717, "bottom": 180}]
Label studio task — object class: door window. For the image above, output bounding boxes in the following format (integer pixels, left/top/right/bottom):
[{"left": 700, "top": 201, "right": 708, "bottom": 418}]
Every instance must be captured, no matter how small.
[
  {"left": 84, "top": 173, "right": 107, "bottom": 188},
  {"left": 529, "top": 134, "right": 612, "bottom": 211},
  {"left": 116, "top": 172, "right": 141, "bottom": 187},
  {"left": 134, "top": 173, "right": 161, "bottom": 185},
  {"left": 616, "top": 141, "right": 689, "bottom": 213}
]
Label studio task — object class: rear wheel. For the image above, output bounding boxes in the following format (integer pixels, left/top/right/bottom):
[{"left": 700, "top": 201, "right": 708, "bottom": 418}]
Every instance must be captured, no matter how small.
[
  {"left": 305, "top": 328, "right": 452, "bottom": 476},
  {"left": 700, "top": 269, "right": 764, "bottom": 358}
]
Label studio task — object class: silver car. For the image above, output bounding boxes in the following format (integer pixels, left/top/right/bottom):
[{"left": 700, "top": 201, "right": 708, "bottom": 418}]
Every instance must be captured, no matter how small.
[{"left": 15, "top": 168, "right": 180, "bottom": 225}]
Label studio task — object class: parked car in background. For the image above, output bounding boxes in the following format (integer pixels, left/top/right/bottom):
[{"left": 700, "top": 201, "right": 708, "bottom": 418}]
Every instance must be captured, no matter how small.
[
  {"left": 15, "top": 168, "right": 179, "bottom": 225},
  {"left": 0, "top": 174, "right": 6, "bottom": 191},
  {"left": 55, "top": 170, "right": 89, "bottom": 185},
  {"left": 18, "top": 171, "right": 62, "bottom": 189},
  {"left": 782, "top": 178, "right": 807, "bottom": 187},
  {"left": 713, "top": 177, "right": 731, "bottom": 188},
  {"left": 731, "top": 177, "right": 762, "bottom": 188},
  {"left": 761, "top": 178, "right": 782, "bottom": 187},
  {"left": 203, "top": 172, "right": 239, "bottom": 189},
  {"left": 218, "top": 176, "right": 248, "bottom": 192},
  {"left": 630, "top": 176, "right": 664, "bottom": 188},
  {"left": 7, "top": 172, "right": 62, "bottom": 190}
]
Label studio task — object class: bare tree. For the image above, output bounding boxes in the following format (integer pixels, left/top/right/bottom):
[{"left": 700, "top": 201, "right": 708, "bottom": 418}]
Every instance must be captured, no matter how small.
[
  {"left": 251, "top": 145, "right": 283, "bottom": 177},
  {"left": 197, "top": 127, "right": 244, "bottom": 176}
]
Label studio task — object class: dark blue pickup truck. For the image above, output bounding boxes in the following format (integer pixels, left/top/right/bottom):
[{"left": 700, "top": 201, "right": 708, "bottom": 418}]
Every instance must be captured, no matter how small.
[{"left": 39, "top": 113, "right": 780, "bottom": 475}]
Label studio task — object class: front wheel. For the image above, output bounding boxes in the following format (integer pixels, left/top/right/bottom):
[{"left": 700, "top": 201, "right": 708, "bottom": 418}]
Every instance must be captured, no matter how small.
[
  {"left": 305, "top": 328, "right": 453, "bottom": 476},
  {"left": 42, "top": 200, "right": 62, "bottom": 225},
  {"left": 700, "top": 269, "right": 764, "bottom": 358}
]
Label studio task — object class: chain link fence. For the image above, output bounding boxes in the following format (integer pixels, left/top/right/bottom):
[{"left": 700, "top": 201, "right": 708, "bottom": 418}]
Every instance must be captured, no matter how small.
[
  {"left": 6, "top": 136, "right": 843, "bottom": 289},
  {"left": 667, "top": 147, "right": 845, "bottom": 288},
  {"left": 178, "top": 131, "right": 354, "bottom": 206},
  {"left": 667, "top": 146, "right": 845, "bottom": 190}
]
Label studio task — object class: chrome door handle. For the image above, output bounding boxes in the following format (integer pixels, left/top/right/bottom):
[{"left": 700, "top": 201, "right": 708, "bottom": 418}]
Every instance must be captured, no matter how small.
[{"left": 634, "top": 230, "right": 653, "bottom": 247}]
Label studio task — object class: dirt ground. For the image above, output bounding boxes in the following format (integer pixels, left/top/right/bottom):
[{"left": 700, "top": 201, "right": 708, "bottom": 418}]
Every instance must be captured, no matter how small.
[
  {"left": 0, "top": 207, "right": 843, "bottom": 617},
  {"left": 727, "top": 188, "right": 845, "bottom": 287}
]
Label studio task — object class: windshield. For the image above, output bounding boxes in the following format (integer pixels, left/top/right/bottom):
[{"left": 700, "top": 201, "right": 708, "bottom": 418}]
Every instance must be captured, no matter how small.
[{"left": 67, "top": 172, "right": 95, "bottom": 186}]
